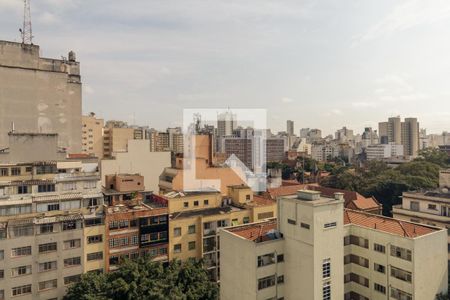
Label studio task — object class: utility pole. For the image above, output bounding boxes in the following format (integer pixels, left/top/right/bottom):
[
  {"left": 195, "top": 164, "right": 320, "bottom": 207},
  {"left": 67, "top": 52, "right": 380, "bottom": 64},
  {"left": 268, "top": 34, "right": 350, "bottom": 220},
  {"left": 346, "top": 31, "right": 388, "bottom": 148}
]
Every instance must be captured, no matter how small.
[{"left": 19, "top": 0, "right": 33, "bottom": 44}]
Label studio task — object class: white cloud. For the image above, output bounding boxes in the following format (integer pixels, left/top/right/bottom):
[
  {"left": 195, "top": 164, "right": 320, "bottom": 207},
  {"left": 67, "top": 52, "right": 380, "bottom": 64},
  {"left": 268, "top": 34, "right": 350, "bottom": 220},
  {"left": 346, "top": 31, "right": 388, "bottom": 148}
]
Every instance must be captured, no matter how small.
[
  {"left": 37, "top": 12, "right": 59, "bottom": 25},
  {"left": 354, "top": 0, "right": 450, "bottom": 44},
  {"left": 352, "top": 101, "right": 378, "bottom": 108},
  {"left": 281, "top": 97, "right": 294, "bottom": 103}
]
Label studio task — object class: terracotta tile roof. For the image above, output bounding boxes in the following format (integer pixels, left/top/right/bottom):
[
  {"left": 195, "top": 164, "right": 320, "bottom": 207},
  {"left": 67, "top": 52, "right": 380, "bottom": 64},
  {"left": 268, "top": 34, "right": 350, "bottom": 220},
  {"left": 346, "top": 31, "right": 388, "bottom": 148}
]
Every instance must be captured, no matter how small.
[
  {"left": 227, "top": 219, "right": 279, "bottom": 243},
  {"left": 306, "top": 185, "right": 381, "bottom": 211},
  {"left": 344, "top": 209, "right": 438, "bottom": 238},
  {"left": 68, "top": 153, "right": 91, "bottom": 159},
  {"left": 252, "top": 195, "right": 276, "bottom": 206},
  {"left": 266, "top": 184, "right": 308, "bottom": 199}
]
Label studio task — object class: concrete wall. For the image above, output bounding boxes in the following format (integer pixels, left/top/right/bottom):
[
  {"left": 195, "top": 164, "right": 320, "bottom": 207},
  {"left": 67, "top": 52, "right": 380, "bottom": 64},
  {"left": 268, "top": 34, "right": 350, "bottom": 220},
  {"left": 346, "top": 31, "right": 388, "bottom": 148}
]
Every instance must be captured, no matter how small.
[
  {"left": 0, "top": 41, "right": 82, "bottom": 153},
  {"left": 101, "top": 140, "right": 171, "bottom": 193}
]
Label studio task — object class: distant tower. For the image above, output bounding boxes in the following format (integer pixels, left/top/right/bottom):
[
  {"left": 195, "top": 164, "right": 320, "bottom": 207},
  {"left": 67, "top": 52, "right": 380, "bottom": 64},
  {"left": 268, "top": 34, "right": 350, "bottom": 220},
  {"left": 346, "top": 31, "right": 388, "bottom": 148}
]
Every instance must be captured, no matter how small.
[{"left": 20, "top": 0, "right": 33, "bottom": 44}]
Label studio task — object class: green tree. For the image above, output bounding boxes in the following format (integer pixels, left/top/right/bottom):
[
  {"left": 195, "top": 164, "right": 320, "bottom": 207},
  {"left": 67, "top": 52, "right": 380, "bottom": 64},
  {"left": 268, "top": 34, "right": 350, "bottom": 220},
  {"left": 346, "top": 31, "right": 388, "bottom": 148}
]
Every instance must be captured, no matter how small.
[
  {"left": 64, "top": 258, "right": 218, "bottom": 300},
  {"left": 416, "top": 148, "right": 449, "bottom": 167}
]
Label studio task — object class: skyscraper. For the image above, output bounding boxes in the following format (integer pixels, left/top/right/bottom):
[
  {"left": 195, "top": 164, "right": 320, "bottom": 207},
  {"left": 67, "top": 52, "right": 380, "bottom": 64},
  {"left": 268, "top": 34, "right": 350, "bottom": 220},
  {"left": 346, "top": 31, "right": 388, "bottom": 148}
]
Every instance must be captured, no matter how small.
[
  {"left": 286, "top": 120, "right": 294, "bottom": 136},
  {"left": 378, "top": 116, "right": 419, "bottom": 156},
  {"left": 217, "top": 110, "right": 236, "bottom": 137}
]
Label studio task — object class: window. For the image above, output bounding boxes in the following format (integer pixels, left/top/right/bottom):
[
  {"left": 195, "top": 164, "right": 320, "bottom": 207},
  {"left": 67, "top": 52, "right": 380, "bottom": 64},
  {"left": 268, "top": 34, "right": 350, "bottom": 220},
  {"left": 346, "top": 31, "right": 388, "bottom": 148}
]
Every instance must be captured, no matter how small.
[
  {"left": 257, "top": 253, "right": 275, "bottom": 267},
  {"left": 194, "top": 200, "right": 199, "bottom": 206},
  {"left": 38, "top": 184, "right": 55, "bottom": 193},
  {"left": 277, "top": 275, "right": 284, "bottom": 284},
  {"left": 322, "top": 258, "right": 331, "bottom": 278},
  {"left": 38, "top": 261, "right": 57, "bottom": 272},
  {"left": 374, "top": 243, "right": 385, "bottom": 253},
  {"left": 84, "top": 181, "right": 97, "bottom": 189},
  {"left": 64, "top": 275, "right": 81, "bottom": 285},
  {"left": 188, "top": 241, "right": 196, "bottom": 250},
  {"left": 39, "top": 279, "right": 57, "bottom": 291},
  {"left": 428, "top": 204, "right": 437, "bottom": 210},
  {"left": 246, "top": 194, "right": 251, "bottom": 201},
  {"left": 188, "top": 225, "right": 196, "bottom": 234},
  {"left": 217, "top": 220, "right": 227, "bottom": 227},
  {"left": 301, "top": 222, "right": 310, "bottom": 229},
  {"left": 48, "top": 203, "right": 60, "bottom": 211},
  {"left": 287, "top": 218, "right": 296, "bottom": 225},
  {"left": 0, "top": 289, "right": 3, "bottom": 300},
  {"left": 410, "top": 201, "right": 419, "bottom": 211},
  {"left": 391, "top": 266, "right": 412, "bottom": 282},
  {"left": 204, "top": 199, "right": 209, "bottom": 205},
  {"left": 87, "top": 252, "right": 103, "bottom": 261},
  {"left": 174, "top": 227, "right": 181, "bottom": 237},
  {"left": 258, "top": 275, "right": 276, "bottom": 290},
  {"left": 11, "top": 167, "right": 21, "bottom": 176},
  {"left": 64, "top": 257, "right": 81, "bottom": 267},
  {"left": 374, "top": 283, "right": 386, "bottom": 294},
  {"left": 390, "top": 245, "right": 412, "bottom": 261},
  {"left": 12, "top": 246, "right": 32, "bottom": 257},
  {"left": 39, "top": 223, "right": 54, "bottom": 234},
  {"left": 183, "top": 202, "right": 189, "bottom": 208},
  {"left": 88, "top": 198, "right": 98, "bottom": 207},
  {"left": 11, "top": 224, "right": 33, "bottom": 237},
  {"left": 0, "top": 269, "right": 3, "bottom": 279},
  {"left": 0, "top": 168, "right": 8, "bottom": 176},
  {"left": 25, "top": 166, "right": 32, "bottom": 172},
  {"left": 390, "top": 287, "right": 412, "bottom": 300},
  {"left": 277, "top": 254, "right": 284, "bottom": 262},
  {"left": 374, "top": 263, "right": 385, "bottom": 273},
  {"left": 0, "top": 250, "right": 3, "bottom": 260},
  {"left": 324, "top": 222, "right": 336, "bottom": 229},
  {"left": 243, "top": 216, "right": 250, "bottom": 224},
  {"left": 131, "top": 235, "right": 139, "bottom": 245},
  {"left": 11, "top": 265, "right": 31, "bottom": 277},
  {"left": 87, "top": 234, "right": 103, "bottom": 244},
  {"left": 85, "top": 217, "right": 103, "bottom": 227},
  {"left": 64, "top": 239, "right": 81, "bottom": 250},
  {"left": 11, "top": 284, "right": 31, "bottom": 296},
  {"left": 258, "top": 212, "right": 274, "bottom": 219},
  {"left": 17, "top": 185, "right": 29, "bottom": 194},
  {"left": 174, "top": 244, "right": 181, "bottom": 253},
  {"left": 323, "top": 282, "right": 331, "bottom": 300},
  {"left": 346, "top": 235, "right": 368, "bottom": 248},
  {"left": 62, "top": 221, "right": 78, "bottom": 231}
]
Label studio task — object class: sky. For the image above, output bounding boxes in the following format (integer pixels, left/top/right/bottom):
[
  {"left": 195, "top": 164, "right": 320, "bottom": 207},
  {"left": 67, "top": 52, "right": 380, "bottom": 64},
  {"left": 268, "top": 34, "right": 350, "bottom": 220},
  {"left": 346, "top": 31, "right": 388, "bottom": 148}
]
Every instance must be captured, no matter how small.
[{"left": 1, "top": 0, "right": 450, "bottom": 136}]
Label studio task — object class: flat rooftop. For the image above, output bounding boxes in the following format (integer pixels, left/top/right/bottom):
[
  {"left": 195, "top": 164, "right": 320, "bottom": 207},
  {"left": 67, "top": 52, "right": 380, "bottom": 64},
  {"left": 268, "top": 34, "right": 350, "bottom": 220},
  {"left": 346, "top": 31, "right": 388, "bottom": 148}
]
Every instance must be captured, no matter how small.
[
  {"left": 344, "top": 209, "right": 439, "bottom": 238},
  {"left": 226, "top": 219, "right": 280, "bottom": 243},
  {"left": 171, "top": 205, "right": 242, "bottom": 219},
  {"left": 163, "top": 188, "right": 220, "bottom": 198}
]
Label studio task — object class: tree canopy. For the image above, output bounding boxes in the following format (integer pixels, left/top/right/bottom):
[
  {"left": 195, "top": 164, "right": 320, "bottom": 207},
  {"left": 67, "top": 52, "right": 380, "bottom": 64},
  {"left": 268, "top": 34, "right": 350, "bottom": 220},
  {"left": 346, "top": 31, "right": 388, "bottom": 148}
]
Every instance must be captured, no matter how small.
[
  {"left": 64, "top": 258, "right": 218, "bottom": 300},
  {"left": 321, "top": 150, "right": 447, "bottom": 216}
]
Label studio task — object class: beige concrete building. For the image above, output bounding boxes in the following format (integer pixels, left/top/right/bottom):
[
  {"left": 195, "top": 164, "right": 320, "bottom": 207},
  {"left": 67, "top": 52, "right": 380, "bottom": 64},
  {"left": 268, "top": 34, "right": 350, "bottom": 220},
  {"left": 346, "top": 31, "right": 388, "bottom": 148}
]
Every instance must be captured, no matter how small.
[
  {"left": 221, "top": 189, "right": 448, "bottom": 300},
  {"left": 0, "top": 40, "right": 82, "bottom": 153},
  {"left": 0, "top": 159, "right": 104, "bottom": 300},
  {"left": 101, "top": 139, "right": 171, "bottom": 192},
  {"left": 159, "top": 184, "right": 276, "bottom": 281},
  {"left": 379, "top": 117, "right": 419, "bottom": 157},
  {"left": 103, "top": 126, "right": 135, "bottom": 158},
  {"left": 82, "top": 113, "right": 104, "bottom": 158}
]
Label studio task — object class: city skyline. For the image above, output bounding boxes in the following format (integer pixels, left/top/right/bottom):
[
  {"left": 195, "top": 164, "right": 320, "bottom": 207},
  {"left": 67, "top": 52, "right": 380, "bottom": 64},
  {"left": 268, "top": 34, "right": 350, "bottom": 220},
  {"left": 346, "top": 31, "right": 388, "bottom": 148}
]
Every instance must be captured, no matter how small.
[{"left": 1, "top": 1, "right": 449, "bottom": 134}]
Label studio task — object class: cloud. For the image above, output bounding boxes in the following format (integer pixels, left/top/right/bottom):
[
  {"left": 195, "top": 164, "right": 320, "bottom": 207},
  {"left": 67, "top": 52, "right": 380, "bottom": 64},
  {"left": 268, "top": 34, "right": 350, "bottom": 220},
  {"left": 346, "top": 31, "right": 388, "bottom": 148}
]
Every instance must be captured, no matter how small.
[
  {"left": 281, "top": 97, "right": 294, "bottom": 103},
  {"left": 352, "top": 101, "right": 378, "bottom": 108},
  {"left": 353, "top": 0, "right": 450, "bottom": 45},
  {"left": 37, "top": 12, "right": 59, "bottom": 25}
]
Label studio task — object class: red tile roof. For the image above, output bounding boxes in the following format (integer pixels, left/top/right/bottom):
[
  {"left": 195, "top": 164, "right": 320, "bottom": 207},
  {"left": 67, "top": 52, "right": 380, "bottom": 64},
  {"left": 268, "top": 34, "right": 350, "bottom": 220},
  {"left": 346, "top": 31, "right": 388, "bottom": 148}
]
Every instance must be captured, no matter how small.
[
  {"left": 266, "top": 184, "right": 308, "bottom": 199},
  {"left": 227, "top": 219, "right": 278, "bottom": 242},
  {"left": 344, "top": 209, "right": 437, "bottom": 238},
  {"left": 252, "top": 195, "right": 276, "bottom": 206},
  {"left": 306, "top": 185, "right": 381, "bottom": 212}
]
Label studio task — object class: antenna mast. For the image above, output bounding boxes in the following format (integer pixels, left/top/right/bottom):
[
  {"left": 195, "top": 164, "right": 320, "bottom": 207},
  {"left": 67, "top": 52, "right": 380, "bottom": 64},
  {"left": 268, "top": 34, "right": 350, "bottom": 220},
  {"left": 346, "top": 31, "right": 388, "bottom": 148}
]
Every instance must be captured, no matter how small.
[{"left": 20, "top": 0, "right": 33, "bottom": 44}]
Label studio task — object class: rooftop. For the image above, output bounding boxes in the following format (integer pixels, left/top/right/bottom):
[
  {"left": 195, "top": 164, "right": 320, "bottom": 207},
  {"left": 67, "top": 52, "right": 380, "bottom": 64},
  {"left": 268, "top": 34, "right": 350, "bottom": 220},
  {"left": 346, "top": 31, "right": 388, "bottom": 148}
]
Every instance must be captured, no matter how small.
[
  {"left": 171, "top": 205, "right": 243, "bottom": 219},
  {"left": 226, "top": 219, "right": 280, "bottom": 243},
  {"left": 163, "top": 188, "right": 220, "bottom": 198},
  {"left": 344, "top": 209, "right": 439, "bottom": 238},
  {"left": 266, "top": 184, "right": 308, "bottom": 199}
]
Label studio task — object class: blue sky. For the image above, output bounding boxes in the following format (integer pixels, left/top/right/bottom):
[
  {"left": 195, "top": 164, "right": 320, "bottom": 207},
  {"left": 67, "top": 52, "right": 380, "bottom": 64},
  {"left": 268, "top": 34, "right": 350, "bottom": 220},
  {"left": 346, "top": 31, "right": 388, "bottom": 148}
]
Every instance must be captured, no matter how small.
[{"left": 1, "top": 0, "right": 450, "bottom": 135}]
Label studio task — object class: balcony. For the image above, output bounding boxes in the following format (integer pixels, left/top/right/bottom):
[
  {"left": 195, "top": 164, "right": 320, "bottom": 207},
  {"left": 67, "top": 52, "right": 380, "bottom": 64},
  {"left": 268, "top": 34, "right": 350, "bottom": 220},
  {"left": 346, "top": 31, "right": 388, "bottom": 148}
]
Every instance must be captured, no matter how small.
[{"left": 55, "top": 172, "right": 100, "bottom": 182}]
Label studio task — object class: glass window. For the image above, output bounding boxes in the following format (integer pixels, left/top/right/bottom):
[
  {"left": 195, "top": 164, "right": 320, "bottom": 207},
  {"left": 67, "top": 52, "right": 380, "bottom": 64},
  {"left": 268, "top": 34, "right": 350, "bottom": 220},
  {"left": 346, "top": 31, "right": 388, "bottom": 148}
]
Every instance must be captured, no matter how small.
[
  {"left": 322, "top": 258, "right": 331, "bottom": 278},
  {"left": 38, "top": 279, "right": 57, "bottom": 291},
  {"left": 188, "top": 241, "right": 196, "bottom": 250},
  {"left": 87, "top": 234, "right": 103, "bottom": 244},
  {"left": 258, "top": 275, "right": 275, "bottom": 290},
  {"left": 11, "top": 284, "right": 31, "bottom": 296},
  {"left": 174, "top": 227, "right": 181, "bottom": 237},
  {"left": 257, "top": 253, "right": 275, "bottom": 267},
  {"left": 188, "top": 225, "right": 196, "bottom": 234},
  {"left": 12, "top": 246, "right": 32, "bottom": 257},
  {"left": 64, "top": 257, "right": 81, "bottom": 267},
  {"left": 174, "top": 244, "right": 181, "bottom": 253},
  {"left": 87, "top": 252, "right": 103, "bottom": 261}
]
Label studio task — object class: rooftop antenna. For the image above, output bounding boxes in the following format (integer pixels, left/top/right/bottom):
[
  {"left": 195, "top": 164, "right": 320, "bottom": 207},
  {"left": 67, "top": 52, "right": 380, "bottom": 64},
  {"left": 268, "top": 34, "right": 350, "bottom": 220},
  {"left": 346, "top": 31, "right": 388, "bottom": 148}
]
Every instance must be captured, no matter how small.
[{"left": 19, "top": 0, "right": 33, "bottom": 45}]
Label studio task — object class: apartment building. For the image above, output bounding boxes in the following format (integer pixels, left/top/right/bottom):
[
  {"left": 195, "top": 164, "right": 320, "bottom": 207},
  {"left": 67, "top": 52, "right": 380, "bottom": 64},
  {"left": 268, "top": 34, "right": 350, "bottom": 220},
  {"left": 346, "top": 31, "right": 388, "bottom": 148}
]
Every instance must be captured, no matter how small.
[
  {"left": 158, "top": 184, "right": 276, "bottom": 281},
  {"left": 393, "top": 169, "right": 450, "bottom": 268},
  {"left": 221, "top": 189, "right": 448, "bottom": 300},
  {"left": 0, "top": 40, "right": 81, "bottom": 153},
  {"left": 0, "top": 159, "right": 104, "bottom": 300},
  {"left": 103, "top": 126, "right": 135, "bottom": 158},
  {"left": 378, "top": 117, "right": 419, "bottom": 157},
  {"left": 159, "top": 135, "right": 246, "bottom": 195},
  {"left": 82, "top": 113, "right": 104, "bottom": 158},
  {"left": 103, "top": 174, "right": 169, "bottom": 271},
  {"left": 366, "top": 143, "right": 404, "bottom": 161}
]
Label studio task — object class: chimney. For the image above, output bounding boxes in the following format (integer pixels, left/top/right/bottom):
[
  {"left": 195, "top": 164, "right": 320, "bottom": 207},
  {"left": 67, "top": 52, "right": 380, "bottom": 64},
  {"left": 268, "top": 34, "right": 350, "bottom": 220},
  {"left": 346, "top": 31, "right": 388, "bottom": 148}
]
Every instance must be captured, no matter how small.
[{"left": 334, "top": 192, "right": 344, "bottom": 201}]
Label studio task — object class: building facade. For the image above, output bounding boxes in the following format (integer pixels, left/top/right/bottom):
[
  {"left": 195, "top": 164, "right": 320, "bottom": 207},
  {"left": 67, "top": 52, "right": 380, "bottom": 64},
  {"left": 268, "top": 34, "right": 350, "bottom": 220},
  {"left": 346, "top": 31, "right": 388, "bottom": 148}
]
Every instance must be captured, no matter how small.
[
  {"left": 82, "top": 113, "right": 104, "bottom": 158},
  {"left": 0, "top": 41, "right": 82, "bottom": 153},
  {"left": 221, "top": 189, "right": 448, "bottom": 300}
]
